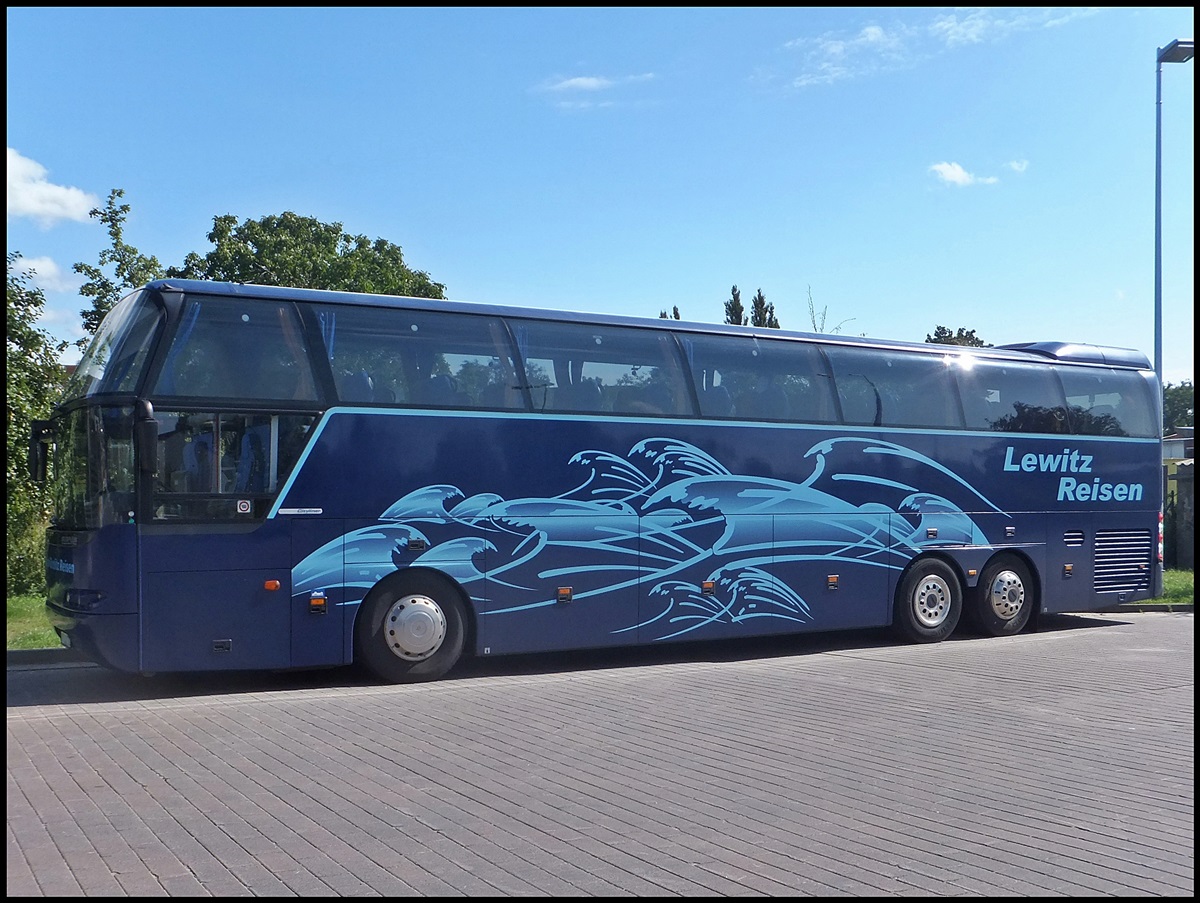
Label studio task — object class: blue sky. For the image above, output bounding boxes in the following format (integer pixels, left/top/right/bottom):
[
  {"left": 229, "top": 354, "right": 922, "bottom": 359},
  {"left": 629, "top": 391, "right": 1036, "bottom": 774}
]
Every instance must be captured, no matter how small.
[{"left": 7, "top": 7, "right": 1195, "bottom": 385}]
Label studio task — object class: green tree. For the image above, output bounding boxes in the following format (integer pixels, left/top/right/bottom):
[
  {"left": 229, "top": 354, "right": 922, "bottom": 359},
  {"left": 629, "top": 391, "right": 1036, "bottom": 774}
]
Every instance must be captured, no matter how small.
[
  {"left": 167, "top": 211, "right": 446, "bottom": 298},
  {"left": 7, "top": 254, "right": 68, "bottom": 594},
  {"left": 724, "top": 285, "right": 747, "bottom": 326},
  {"left": 1163, "top": 380, "right": 1194, "bottom": 432},
  {"left": 659, "top": 306, "right": 681, "bottom": 320},
  {"left": 926, "top": 325, "right": 990, "bottom": 347},
  {"left": 749, "top": 288, "right": 780, "bottom": 328},
  {"left": 73, "top": 189, "right": 165, "bottom": 342}
]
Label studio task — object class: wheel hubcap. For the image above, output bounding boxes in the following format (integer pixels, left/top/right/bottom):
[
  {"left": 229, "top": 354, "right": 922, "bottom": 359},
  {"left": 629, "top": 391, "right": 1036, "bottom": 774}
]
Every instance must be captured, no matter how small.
[
  {"left": 913, "top": 576, "right": 952, "bottom": 628},
  {"left": 987, "top": 571, "right": 1025, "bottom": 621},
  {"left": 383, "top": 594, "right": 446, "bottom": 661}
]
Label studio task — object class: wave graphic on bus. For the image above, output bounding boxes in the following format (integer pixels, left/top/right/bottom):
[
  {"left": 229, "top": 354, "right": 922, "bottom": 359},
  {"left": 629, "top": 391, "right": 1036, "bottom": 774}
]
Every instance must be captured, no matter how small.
[{"left": 291, "top": 437, "right": 1001, "bottom": 641}]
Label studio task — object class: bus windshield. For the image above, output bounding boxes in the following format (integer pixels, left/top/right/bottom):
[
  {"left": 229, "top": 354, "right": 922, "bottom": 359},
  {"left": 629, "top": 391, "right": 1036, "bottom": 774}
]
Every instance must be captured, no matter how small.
[{"left": 62, "top": 290, "right": 163, "bottom": 401}]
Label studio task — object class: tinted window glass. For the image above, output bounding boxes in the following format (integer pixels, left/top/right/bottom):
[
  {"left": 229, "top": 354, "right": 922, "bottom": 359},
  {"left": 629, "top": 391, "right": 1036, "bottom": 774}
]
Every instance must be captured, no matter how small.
[
  {"left": 1058, "top": 366, "right": 1158, "bottom": 438},
  {"left": 65, "top": 291, "right": 162, "bottom": 399},
  {"left": 153, "top": 297, "right": 317, "bottom": 402},
  {"left": 514, "top": 321, "right": 692, "bottom": 416},
  {"left": 957, "top": 360, "right": 1069, "bottom": 433},
  {"left": 152, "top": 410, "right": 315, "bottom": 521},
  {"left": 825, "top": 346, "right": 961, "bottom": 428},
  {"left": 679, "top": 333, "right": 836, "bottom": 422},
  {"left": 314, "top": 305, "right": 522, "bottom": 409}
]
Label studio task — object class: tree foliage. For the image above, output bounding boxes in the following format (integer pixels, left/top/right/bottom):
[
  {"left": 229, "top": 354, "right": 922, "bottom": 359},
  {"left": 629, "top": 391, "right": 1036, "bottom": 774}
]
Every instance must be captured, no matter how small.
[
  {"left": 749, "top": 288, "right": 780, "bottom": 329},
  {"left": 73, "top": 197, "right": 448, "bottom": 344},
  {"left": 724, "top": 285, "right": 747, "bottom": 326},
  {"left": 73, "top": 189, "right": 164, "bottom": 342},
  {"left": 926, "top": 325, "right": 990, "bottom": 347},
  {"left": 659, "top": 306, "right": 681, "bottom": 320},
  {"left": 7, "top": 254, "right": 67, "bottom": 594},
  {"left": 1163, "top": 380, "right": 1194, "bottom": 432},
  {"left": 167, "top": 212, "right": 446, "bottom": 299}
]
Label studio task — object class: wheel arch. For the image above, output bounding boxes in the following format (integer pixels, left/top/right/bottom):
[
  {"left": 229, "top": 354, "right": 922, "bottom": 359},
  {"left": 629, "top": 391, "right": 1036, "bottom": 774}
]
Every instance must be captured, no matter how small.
[
  {"left": 979, "top": 549, "right": 1043, "bottom": 616},
  {"left": 353, "top": 566, "right": 478, "bottom": 658},
  {"left": 891, "top": 553, "right": 965, "bottom": 643},
  {"left": 894, "top": 551, "right": 968, "bottom": 609}
]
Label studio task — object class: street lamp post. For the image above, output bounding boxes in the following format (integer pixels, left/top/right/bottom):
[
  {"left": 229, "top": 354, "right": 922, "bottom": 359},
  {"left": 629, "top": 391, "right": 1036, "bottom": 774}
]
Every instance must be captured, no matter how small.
[{"left": 1154, "top": 38, "right": 1194, "bottom": 387}]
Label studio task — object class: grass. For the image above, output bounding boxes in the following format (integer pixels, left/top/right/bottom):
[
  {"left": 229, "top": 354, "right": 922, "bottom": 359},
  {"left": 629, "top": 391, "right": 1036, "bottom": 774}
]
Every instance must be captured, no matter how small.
[
  {"left": 7, "top": 570, "right": 1194, "bottom": 652},
  {"left": 7, "top": 592, "right": 59, "bottom": 650},
  {"left": 1158, "top": 568, "right": 1195, "bottom": 605}
]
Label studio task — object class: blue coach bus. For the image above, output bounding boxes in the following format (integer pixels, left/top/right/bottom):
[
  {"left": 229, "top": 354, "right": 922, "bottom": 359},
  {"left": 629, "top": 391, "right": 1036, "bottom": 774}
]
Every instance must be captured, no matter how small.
[{"left": 31, "top": 279, "right": 1163, "bottom": 683}]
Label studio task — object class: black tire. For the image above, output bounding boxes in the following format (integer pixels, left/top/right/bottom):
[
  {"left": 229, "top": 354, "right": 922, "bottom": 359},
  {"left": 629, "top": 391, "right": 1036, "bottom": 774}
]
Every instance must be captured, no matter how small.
[
  {"left": 893, "top": 558, "right": 962, "bottom": 644},
  {"left": 966, "top": 555, "right": 1035, "bottom": 637},
  {"left": 355, "top": 571, "right": 467, "bottom": 683}
]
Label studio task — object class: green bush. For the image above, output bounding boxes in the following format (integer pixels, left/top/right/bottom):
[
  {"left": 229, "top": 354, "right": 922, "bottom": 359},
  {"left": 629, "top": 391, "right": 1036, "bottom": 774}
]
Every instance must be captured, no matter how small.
[{"left": 5, "top": 501, "right": 48, "bottom": 597}]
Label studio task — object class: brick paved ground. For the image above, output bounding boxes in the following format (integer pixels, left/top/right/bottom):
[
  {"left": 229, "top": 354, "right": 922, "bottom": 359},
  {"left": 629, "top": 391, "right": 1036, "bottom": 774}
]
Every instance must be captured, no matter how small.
[{"left": 7, "top": 612, "right": 1194, "bottom": 896}]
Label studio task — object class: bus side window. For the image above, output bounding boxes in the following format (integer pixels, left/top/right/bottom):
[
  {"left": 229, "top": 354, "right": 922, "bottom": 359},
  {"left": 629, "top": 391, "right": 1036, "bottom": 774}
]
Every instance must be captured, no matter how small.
[
  {"left": 518, "top": 321, "right": 691, "bottom": 418},
  {"left": 315, "top": 305, "right": 521, "bottom": 411},
  {"left": 962, "top": 386, "right": 1001, "bottom": 430},
  {"left": 1059, "top": 366, "right": 1157, "bottom": 438},
  {"left": 553, "top": 377, "right": 605, "bottom": 413},
  {"left": 183, "top": 431, "right": 214, "bottom": 491},
  {"left": 826, "top": 347, "right": 959, "bottom": 429},
  {"left": 738, "top": 383, "right": 791, "bottom": 421},
  {"left": 678, "top": 333, "right": 832, "bottom": 424},
  {"left": 701, "top": 385, "right": 734, "bottom": 416},
  {"left": 234, "top": 422, "right": 272, "bottom": 493},
  {"left": 338, "top": 370, "right": 376, "bottom": 403},
  {"left": 961, "top": 362, "right": 1069, "bottom": 433},
  {"left": 418, "top": 374, "right": 471, "bottom": 407}
]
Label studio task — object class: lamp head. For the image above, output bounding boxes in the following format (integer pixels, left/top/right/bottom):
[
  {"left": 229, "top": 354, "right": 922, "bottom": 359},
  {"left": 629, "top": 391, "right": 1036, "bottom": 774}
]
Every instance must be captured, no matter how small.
[{"left": 1158, "top": 39, "right": 1195, "bottom": 65}]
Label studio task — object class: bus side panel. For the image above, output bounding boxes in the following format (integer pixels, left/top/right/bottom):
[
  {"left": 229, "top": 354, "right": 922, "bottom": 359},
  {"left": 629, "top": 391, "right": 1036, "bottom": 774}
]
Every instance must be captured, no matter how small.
[
  {"left": 634, "top": 511, "right": 894, "bottom": 645},
  {"left": 479, "top": 513, "right": 641, "bottom": 656},
  {"left": 140, "top": 523, "right": 293, "bottom": 672},
  {"left": 1037, "top": 509, "right": 1156, "bottom": 613},
  {"left": 289, "top": 519, "right": 349, "bottom": 668},
  {"left": 772, "top": 513, "right": 894, "bottom": 632},
  {"left": 280, "top": 413, "right": 1160, "bottom": 661},
  {"left": 141, "top": 569, "right": 291, "bottom": 671}
]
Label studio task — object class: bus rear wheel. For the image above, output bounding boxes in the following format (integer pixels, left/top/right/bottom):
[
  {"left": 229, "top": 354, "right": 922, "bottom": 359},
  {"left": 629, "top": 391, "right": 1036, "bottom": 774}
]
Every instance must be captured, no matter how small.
[
  {"left": 893, "top": 558, "right": 962, "bottom": 644},
  {"left": 966, "top": 555, "right": 1034, "bottom": 637},
  {"left": 355, "top": 572, "right": 467, "bottom": 683}
]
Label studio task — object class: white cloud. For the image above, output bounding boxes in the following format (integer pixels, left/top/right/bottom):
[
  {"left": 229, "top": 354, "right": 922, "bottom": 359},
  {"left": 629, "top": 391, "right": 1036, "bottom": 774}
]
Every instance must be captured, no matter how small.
[
  {"left": 784, "top": 8, "right": 1101, "bottom": 89},
  {"left": 536, "top": 73, "right": 656, "bottom": 109},
  {"left": 1006, "top": 159, "right": 1029, "bottom": 173},
  {"left": 14, "top": 255, "right": 83, "bottom": 293},
  {"left": 786, "top": 23, "right": 916, "bottom": 88},
  {"left": 930, "top": 8, "right": 1098, "bottom": 47},
  {"left": 929, "top": 162, "right": 999, "bottom": 187},
  {"left": 544, "top": 76, "right": 615, "bottom": 92},
  {"left": 7, "top": 148, "right": 99, "bottom": 228}
]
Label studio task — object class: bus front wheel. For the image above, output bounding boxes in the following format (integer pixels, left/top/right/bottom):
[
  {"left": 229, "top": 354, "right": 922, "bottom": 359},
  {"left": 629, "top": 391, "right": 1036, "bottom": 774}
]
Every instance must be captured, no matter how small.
[
  {"left": 355, "top": 572, "right": 467, "bottom": 683},
  {"left": 966, "top": 555, "right": 1035, "bottom": 637},
  {"left": 893, "top": 558, "right": 962, "bottom": 644}
]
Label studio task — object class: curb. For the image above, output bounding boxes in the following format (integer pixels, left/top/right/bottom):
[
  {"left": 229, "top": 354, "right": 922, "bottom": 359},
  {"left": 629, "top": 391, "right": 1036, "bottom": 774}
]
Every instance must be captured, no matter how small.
[
  {"left": 1097, "top": 603, "right": 1194, "bottom": 614},
  {"left": 8, "top": 605, "right": 1192, "bottom": 669},
  {"left": 6, "top": 647, "right": 88, "bottom": 667}
]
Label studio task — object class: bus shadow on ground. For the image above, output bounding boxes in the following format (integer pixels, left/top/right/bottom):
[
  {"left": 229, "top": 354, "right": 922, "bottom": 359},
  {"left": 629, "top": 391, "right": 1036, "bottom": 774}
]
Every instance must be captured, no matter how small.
[
  {"left": 6, "top": 612, "right": 1128, "bottom": 708},
  {"left": 445, "top": 611, "right": 1125, "bottom": 682}
]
